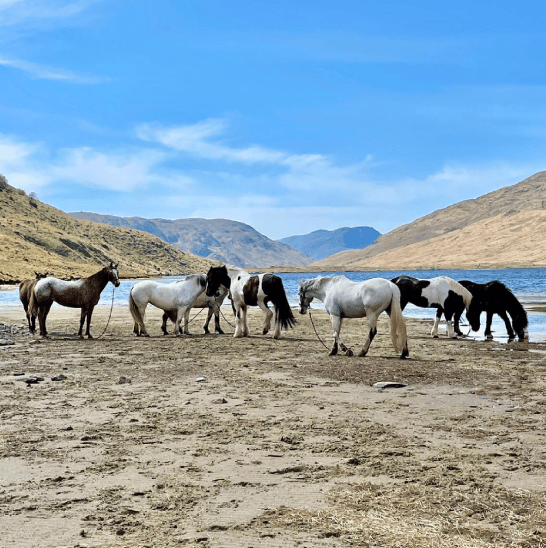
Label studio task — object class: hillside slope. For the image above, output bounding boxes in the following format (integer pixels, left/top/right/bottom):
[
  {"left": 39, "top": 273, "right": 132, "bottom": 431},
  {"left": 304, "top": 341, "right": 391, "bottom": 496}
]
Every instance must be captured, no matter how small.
[
  {"left": 314, "top": 170, "right": 546, "bottom": 269},
  {"left": 70, "top": 213, "right": 313, "bottom": 268},
  {"left": 0, "top": 176, "right": 216, "bottom": 283},
  {"left": 279, "top": 226, "right": 380, "bottom": 260}
]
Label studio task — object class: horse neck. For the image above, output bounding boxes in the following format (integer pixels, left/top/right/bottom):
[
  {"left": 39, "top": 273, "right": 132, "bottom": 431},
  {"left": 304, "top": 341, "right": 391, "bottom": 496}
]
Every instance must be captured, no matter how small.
[
  {"left": 86, "top": 268, "right": 110, "bottom": 292},
  {"left": 227, "top": 268, "right": 246, "bottom": 282},
  {"left": 307, "top": 277, "right": 331, "bottom": 302},
  {"left": 504, "top": 291, "right": 527, "bottom": 324}
]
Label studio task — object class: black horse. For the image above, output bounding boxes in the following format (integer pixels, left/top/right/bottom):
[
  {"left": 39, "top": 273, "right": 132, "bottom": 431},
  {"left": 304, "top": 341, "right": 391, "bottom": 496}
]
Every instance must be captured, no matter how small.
[
  {"left": 456, "top": 280, "right": 528, "bottom": 342},
  {"left": 391, "top": 275, "right": 480, "bottom": 338}
]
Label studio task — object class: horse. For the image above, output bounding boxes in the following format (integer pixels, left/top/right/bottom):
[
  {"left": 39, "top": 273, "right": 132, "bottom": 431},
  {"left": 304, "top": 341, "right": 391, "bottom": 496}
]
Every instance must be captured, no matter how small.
[
  {"left": 19, "top": 271, "right": 48, "bottom": 333},
  {"left": 456, "top": 280, "right": 529, "bottom": 342},
  {"left": 391, "top": 275, "right": 480, "bottom": 339},
  {"left": 129, "top": 275, "right": 210, "bottom": 337},
  {"left": 205, "top": 265, "right": 296, "bottom": 339},
  {"left": 160, "top": 284, "right": 229, "bottom": 335},
  {"left": 298, "top": 276, "right": 409, "bottom": 358},
  {"left": 29, "top": 263, "right": 120, "bottom": 339}
]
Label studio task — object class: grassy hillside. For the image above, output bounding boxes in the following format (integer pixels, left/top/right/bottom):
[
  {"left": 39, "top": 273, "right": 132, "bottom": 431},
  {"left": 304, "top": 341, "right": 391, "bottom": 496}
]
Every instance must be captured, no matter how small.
[
  {"left": 313, "top": 170, "right": 546, "bottom": 270},
  {"left": 0, "top": 176, "right": 217, "bottom": 283}
]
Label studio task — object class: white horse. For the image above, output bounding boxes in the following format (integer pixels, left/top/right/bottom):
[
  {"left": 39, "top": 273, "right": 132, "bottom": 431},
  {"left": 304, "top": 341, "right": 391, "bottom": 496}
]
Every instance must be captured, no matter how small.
[
  {"left": 205, "top": 265, "right": 296, "bottom": 339},
  {"left": 298, "top": 276, "right": 409, "bottom": 358},
  {"left": 160, "top": 284, "right": 229, "bottom": 335},
  {"left": 129, "top": 275, "right": 207, "bottom": 337}
]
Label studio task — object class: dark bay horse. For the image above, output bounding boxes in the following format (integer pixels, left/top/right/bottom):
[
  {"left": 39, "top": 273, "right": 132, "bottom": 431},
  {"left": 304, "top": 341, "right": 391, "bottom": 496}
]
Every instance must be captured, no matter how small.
[
  {"left": 205, "top": 265, "right": 296, "bottom": 339},
  {"left": 392, "top": 275, "right": 480, "bottom": 338},
  {"left": 457, "top": 280, "right": 529, "bottom": 342},
  {"left": 19, "top": 272, "right": 48, "bottom": 333},
  {"left": 30, "top": 263, "right": 120, "bottom": 339}
]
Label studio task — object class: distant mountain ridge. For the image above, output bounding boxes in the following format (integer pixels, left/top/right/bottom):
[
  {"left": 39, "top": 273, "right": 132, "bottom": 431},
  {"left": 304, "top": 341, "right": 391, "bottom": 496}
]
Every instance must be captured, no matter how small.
[
  {"left": 279, "top": 226, "right": 381, "bottom": 260},
  {"left": 313, "top": 170, "right": 546, "bottom": 269},
  {"left": 69, "top": 213, "right": 313, "bottom": 268}
]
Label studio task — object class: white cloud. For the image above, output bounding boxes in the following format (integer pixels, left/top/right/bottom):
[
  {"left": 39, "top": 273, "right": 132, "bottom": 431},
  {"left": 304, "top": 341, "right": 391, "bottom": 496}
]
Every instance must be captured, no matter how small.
[
  {"left": 137, "top": 119, "right": 288, "bottom": 164},
  {"left": 0, "top": 133, "right": 193, "bottom": 192},
  {"left": 0, "top": 57, "right": 109, "bottom": 82}
]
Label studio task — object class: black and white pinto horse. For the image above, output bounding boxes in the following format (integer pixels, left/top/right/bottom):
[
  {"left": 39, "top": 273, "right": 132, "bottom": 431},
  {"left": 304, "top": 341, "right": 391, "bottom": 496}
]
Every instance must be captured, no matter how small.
[
  {"left": 391, "top": 275, "right": 480, "bottom": 339},
  {"left": 457, "top": 280, "right": 528, "bottom": 342},
  {"left": 298, "top": 276, "right": 409, "bottom": 358},
  {"left": 160, "top": 284, "right": 229, "bottom": 336},
  {"left": 205, "top": 265, "right": 296, "bottom": 339}
]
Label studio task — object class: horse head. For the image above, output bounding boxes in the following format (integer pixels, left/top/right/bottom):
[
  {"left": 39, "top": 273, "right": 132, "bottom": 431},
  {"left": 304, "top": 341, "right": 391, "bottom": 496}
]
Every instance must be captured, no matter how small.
[
  {"left": 205, "top": 265, "right": 231, "bottom": 297},
  {"left": 513, "top": 312, "right": 529, "bottom": 341},
  {"left": 107, "top": 262, "right": 121, "bottom": 287},
  {"left": 298, "top": 280, "right": 314, "bottom": 315},
  {"left": 465, "top": 299, "right": 482, "bottom": 332},
  {"left": 35, "top": 271, "right": 48, "bottom": 279}
]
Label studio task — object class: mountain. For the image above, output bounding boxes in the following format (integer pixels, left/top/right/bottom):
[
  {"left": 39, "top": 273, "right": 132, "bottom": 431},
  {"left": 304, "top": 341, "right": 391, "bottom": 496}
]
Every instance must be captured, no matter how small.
[
  {"left": 0, "top": 175, "right": 216, "bottom": 283},
  {"left": 69, "top": 213, "right": 313, "bottom": 268},
  {"left": 313, "top": 170, "right": 546, "bottom": 270},
  {"left": 279, "top": 226, "right": 381, "bottom": 260}
]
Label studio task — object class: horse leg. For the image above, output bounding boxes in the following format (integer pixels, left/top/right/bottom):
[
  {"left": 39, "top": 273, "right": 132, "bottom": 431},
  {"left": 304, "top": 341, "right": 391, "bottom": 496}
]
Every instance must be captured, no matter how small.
[
  {"left": 258, "top": 301, "right": 273, "bottom": 336},
  {"left": 161, "top": 313, "right": 169, "bottom": 336},
  {"left": 85, "top": 306, "right": 95, "bottom": 339},
  {"left": 499, "top": 310, "right": 516, "bottom": 341},
  {"left": 233, "top": 303, "right": 244, "bottom": 338},
  {"left": 213, "top": 306, "right": 224, "bottom": 334},
  {"left": 38, "top": 302, "right": 52, "bottom": 338},
  {"left": 202, "top": 308, "right": 213, "bottom": 334},
  {"left": 78, "top": 307, "right": 87, "bottom": 339},
  {"left": 443, "top": 309, "right": 457, "bottom": 339},
  {"left": 453, "top": 309, "right": 464, "bottom": 336},
  {"left": 358, "top": 313, "right": 378, "bottom": 357},
  {"left": 485, "top": 311, "right": 494, "bottom": 341},
  {"left": 174, "top": 307, "right": 186, "bottom": 336},
  {"left": 183, "top": 308, "right": 192, "bottom": 335},
  {"left": 431, "top": 309, "right": 442, "bottom": 338},
  {"left": 242, "top": 304, "right": 250, "bottom": 337},
  {"left": 330, "top": 316, "right": 350, "bottom": 356}
]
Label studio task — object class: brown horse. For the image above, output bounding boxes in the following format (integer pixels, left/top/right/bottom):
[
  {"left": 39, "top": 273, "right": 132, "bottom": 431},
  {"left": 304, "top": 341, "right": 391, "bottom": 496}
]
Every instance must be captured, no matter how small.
[
  {"left": 30, "top": 263, "right": 120, "bottom": 339},
  {"left": 19, "top": 272, "right": 48, "bottom": 333}
]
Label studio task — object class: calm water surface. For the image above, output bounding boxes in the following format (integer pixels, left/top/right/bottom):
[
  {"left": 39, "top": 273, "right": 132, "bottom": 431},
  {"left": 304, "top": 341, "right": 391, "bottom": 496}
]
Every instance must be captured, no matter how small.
[{"left": 2, "top": 268, "right": 545, "bottom": 342}]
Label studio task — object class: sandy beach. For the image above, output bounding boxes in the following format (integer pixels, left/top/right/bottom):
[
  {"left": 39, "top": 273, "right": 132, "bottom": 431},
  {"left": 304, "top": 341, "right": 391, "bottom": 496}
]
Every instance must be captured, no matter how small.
[{"left": 0, "top": 304, "right": 545, "bottom": 547}]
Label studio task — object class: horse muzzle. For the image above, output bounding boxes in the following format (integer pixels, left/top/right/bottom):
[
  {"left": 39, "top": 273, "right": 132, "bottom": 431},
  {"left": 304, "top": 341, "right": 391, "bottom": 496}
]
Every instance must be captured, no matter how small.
[{"left": 299, "top": 306, "right": 308, "bottom": 315}]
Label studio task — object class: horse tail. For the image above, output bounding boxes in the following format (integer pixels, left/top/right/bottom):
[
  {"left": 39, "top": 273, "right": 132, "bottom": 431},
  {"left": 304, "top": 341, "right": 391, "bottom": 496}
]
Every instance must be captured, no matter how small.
[
  {"left": 28, "top": 282, "right": 41, "bottom": 318},
  {"left": 129, "top": 287, "right": 145, "bottom": 332},
  {"left": 389, "top": 285, "right": 408, "bottom": 355},
  {"left": 268, "top": 276, "right": 296, "bottom": 330},
  {"left": 501, "top": 283, "right": 528, "bottom": 331}
]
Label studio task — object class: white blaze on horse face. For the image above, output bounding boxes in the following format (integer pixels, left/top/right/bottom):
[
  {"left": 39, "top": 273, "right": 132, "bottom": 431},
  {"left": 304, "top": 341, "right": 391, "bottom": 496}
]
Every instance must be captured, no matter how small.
[{"left": 111, "top": 267, "right": 121, "bottom": 287}]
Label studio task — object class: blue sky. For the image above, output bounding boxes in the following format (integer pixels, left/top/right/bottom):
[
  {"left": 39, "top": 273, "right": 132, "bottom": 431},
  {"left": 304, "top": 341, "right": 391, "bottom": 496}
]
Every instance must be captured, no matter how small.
[{"left": 1, "top": 0, "right": 545, "bottom": 240}]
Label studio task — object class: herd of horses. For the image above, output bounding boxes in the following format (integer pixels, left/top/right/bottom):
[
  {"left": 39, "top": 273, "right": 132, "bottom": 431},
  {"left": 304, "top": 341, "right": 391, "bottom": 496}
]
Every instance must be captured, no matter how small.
[{"left": 18, "top": 262, "right": 529, "bottom": 359}]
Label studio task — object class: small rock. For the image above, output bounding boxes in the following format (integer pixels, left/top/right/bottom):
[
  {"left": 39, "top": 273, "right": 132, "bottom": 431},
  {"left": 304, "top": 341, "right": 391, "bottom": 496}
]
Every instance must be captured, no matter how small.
[
  {"left": 196, "top": 376, "right": 207, "bottom": 383},
  {"left": 118, "top": 376, "right": 132, "bottom": 384},
  {"left": 0, "top": 339, "right": 15, "bottom": 346},
  {"left": 372, "top": 381, "right": 407, "bottom": 389},
  {"left": 212, "top": 398, "right": 228, "bottom": 404},
  {"left": 52, "top": 374, "right": 67, "bottom": 382}
]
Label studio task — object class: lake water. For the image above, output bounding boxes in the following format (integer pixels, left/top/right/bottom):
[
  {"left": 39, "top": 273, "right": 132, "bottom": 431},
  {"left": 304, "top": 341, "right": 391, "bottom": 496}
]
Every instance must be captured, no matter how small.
[{"left": 2, "top": 268, "right": 545, "bottom": 342}]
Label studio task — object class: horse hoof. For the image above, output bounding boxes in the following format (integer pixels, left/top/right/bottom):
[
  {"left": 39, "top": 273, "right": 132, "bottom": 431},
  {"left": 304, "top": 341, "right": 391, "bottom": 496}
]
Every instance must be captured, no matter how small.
[
  {"left": 485, "top": 335, "right": 494, "bottom": 341},
  {"left": 357, "top": 351, "right": 367, "bottom": 357},
  {"left": 345, "top": 349, "right": 353, "bottom": 357},
  {"left": 432, "top": 335, "right": 439, "bottom": 339},
  {"left": 216, "top": 330, "right": 225, "bottom": 335}
]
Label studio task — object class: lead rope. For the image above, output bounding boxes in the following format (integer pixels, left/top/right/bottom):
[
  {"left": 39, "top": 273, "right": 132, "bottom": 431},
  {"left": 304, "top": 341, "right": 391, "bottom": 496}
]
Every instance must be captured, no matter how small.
[
  {"left": 96, "top": 286, "right": 115, "bottom": 339},
  {"left": 308, "top": 309, "right": 331, "bottom": 351},
  {"left": 220, "top": 308, "right": 236, "bottom": 329}
]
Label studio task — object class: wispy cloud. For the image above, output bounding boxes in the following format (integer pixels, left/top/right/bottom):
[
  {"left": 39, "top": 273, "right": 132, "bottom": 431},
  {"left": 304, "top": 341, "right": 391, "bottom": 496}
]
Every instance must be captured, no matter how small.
[
  {"left": 0, "top": 56, "right": 110, "bottom": 82},
  {"left": 0, "top": 0, "right": 107, "bottom": 83}
]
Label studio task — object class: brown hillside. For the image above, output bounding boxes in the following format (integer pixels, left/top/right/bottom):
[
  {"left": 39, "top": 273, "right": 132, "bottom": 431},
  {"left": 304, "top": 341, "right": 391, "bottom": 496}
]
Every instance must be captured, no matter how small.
[
  {"left": 0, "top": 175, "right": 217, "bottom": 283},
  {"left": 314, "top": 170, "right": 546, "bottom": 269}
]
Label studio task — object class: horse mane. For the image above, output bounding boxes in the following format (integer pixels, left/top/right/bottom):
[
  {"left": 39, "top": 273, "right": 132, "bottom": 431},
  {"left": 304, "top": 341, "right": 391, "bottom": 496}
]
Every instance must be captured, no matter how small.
[{"left": 440, "top": 277, "right": 473, "bottom": 308}]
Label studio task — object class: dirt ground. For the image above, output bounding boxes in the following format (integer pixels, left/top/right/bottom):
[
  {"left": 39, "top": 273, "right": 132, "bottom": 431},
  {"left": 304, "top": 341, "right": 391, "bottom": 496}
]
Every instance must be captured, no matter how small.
[{"left": 0, "top": 304, "right": 545, "bottom": 548}]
